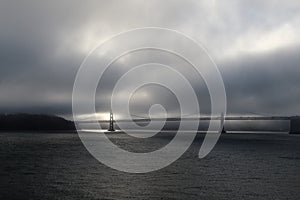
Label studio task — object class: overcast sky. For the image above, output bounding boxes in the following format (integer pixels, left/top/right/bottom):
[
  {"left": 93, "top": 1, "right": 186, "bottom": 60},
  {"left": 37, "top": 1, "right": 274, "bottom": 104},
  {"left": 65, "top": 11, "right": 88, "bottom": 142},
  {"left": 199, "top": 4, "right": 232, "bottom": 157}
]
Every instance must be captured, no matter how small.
[{"left": 0, "top": 0, "right": 299, "bottom": 119}]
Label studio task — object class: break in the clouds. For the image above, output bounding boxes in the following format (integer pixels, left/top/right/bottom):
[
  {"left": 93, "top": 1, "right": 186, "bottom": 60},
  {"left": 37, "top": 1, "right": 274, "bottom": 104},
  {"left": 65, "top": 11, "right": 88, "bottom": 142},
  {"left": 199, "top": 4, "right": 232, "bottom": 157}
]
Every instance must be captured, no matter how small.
[{"left": 0, "top": 0, "right": 300, "bottom": 119}]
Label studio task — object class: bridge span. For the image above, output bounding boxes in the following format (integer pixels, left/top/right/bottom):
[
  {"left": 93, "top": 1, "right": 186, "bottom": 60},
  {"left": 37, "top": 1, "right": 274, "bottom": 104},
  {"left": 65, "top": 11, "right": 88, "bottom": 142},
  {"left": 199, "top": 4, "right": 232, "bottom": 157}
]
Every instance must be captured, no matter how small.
[{"left": 76, "top": 114, "right": 300, "bottom": 134}]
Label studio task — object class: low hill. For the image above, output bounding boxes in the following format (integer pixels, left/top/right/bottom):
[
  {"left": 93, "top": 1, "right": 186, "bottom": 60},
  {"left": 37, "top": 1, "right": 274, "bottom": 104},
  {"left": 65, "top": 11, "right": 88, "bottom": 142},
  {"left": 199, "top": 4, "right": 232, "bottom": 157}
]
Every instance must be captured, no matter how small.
[{"left": 0, "top": 114, "right": 75, "bottom": 131}]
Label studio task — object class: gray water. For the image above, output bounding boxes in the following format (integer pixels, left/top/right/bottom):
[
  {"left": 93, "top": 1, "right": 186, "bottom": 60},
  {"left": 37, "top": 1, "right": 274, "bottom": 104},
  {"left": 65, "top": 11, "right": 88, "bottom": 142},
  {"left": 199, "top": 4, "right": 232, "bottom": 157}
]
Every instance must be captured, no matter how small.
[{"left": 0, "top": 132, "right": 299, "bottom": 200}]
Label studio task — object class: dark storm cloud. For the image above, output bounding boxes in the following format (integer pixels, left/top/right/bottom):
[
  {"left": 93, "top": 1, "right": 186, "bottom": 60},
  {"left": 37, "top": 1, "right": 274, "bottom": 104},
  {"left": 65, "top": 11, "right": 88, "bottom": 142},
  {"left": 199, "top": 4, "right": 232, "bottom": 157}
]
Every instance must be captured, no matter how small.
[
  {"left": 0, "top": 0, "right": 299, "bottom": 118},
  {"left": 221, "top": 45, "right": 300, "bottom": 116}
]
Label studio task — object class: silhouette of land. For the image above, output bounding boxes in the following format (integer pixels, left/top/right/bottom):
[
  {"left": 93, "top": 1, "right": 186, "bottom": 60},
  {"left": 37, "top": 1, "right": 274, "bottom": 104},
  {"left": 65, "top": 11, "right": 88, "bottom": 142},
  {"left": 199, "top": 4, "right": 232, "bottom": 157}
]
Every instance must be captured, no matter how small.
[{"left": 0, "top": 114, "right": 75, "bottom": 131}]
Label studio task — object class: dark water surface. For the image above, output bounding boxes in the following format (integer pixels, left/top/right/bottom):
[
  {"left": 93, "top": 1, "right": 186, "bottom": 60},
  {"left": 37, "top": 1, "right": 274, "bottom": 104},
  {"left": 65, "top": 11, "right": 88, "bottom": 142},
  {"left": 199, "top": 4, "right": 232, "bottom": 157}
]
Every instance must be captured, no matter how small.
[{"left": 0, "top": 132, "right": 299, "bottom": 200}]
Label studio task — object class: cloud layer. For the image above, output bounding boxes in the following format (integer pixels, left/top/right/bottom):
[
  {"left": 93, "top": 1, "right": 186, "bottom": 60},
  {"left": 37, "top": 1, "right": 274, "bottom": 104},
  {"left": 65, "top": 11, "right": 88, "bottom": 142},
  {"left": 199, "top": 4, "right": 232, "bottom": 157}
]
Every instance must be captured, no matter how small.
[{"left": 0, "top": 0, "right": 299, "bottom": 118}]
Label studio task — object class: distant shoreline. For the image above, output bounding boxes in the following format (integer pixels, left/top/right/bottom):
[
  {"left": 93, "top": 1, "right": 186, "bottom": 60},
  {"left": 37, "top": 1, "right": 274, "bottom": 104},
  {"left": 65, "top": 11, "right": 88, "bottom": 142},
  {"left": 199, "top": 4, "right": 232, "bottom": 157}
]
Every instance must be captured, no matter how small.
[
  {"left": 0, "top": 130, "right": 77, "bottom": 134},
  {"left": 0, "top": 114, "right": 76, "bottom": 131}
]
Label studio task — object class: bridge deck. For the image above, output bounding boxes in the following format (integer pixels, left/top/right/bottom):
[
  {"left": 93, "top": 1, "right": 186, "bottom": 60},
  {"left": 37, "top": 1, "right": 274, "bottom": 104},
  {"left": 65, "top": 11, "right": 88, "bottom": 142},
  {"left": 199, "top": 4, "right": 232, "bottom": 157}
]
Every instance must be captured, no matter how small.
[{"left": 77, "top": 116, "right": 291, "bottom": 124}]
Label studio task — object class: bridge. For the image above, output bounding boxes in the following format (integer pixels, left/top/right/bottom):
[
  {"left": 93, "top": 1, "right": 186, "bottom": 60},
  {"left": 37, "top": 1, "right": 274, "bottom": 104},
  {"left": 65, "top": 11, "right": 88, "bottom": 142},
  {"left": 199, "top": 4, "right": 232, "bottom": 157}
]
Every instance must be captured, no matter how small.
[{"left": 77, "top": 112, "right": 300, "bottom": 134}]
